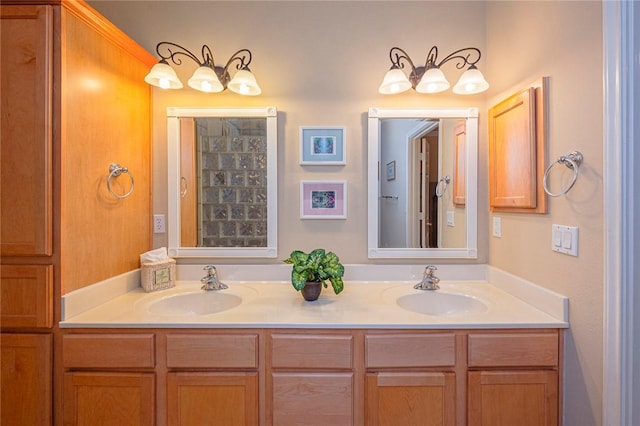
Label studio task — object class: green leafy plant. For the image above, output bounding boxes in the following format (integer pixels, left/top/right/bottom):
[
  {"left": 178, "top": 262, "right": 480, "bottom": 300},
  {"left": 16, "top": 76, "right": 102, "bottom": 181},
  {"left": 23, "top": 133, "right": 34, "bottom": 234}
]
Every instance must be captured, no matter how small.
[{"left": 283, "top": 248, "right": 345, "bottom": 294}]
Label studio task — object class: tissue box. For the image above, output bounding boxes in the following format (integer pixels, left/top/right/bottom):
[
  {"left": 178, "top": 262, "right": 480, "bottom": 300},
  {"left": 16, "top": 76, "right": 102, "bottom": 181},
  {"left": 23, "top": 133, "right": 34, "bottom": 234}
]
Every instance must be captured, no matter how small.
[{"left": 141, "top": 258, "right": 176, "bottom": 292}]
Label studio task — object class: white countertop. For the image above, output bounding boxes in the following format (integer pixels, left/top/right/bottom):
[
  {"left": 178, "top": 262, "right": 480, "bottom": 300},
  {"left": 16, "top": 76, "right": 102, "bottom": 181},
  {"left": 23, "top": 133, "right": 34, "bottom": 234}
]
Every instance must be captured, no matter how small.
[{"left": 60, "top": 267, "right": 569, "bottom": 329}]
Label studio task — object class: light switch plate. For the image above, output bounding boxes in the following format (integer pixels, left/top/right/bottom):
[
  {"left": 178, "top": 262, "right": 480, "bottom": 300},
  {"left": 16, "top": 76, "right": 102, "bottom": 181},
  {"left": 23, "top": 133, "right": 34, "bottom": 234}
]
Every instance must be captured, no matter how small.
[{"left": 551, "top": 224, "right": 578, "bottom": 256}]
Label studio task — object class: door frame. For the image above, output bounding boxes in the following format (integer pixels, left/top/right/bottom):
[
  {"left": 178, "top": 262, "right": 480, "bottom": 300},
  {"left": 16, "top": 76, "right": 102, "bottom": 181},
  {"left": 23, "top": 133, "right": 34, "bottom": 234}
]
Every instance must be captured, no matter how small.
[
  {"left": 602, "top": 1, "right": 639, "bottom": 425},
  {"left": 407, "top": 121, "right": 439, "bottom": 247}
]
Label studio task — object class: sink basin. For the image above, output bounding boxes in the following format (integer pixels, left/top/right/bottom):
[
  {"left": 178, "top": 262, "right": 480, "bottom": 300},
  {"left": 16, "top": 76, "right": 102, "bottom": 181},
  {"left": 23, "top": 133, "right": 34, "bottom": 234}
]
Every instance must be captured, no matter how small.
[
  {"left": 396, "top": 292, "right": 488, "bottom": 316},
  {"left": 148, "top": 292, "right": 242, "bottom": 316}
]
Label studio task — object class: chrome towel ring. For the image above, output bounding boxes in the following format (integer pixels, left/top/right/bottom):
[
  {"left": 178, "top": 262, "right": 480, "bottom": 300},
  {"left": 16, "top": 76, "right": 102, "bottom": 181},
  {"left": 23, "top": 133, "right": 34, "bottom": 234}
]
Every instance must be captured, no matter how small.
[
  {"left": 543, "top": 151, "right": 583, "bottom": 197},
  {"left": 180, "top": 176, "right": 188, "bottom": 198},
  {"left": 107, "top": 163, "right": 135, "bottom": 199},
  {"left": 435, "top": 175, "right": 451, "bottom": 198}
]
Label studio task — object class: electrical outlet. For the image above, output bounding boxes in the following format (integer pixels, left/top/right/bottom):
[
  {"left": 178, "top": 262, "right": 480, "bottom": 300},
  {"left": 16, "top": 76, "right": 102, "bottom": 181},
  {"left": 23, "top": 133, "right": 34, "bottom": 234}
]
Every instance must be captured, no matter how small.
[
  {"left": 446, "top": 211, "right": 455, "bottom": 227},
  {"left": 153, "top": 214, "right": 166, "bottom": 233},
  {"left": 492, "top": 217, "right": 502, "bottom": 238}
]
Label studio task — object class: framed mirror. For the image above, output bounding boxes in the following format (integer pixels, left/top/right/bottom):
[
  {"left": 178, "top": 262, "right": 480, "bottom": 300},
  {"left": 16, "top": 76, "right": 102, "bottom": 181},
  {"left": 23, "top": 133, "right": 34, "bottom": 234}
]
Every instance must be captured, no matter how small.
[
  {"left": 368, "top": 107, "right": 478, "bottom": 259},
  {"left": 167, "top": 107, "right": 277, "bottom": 258}
]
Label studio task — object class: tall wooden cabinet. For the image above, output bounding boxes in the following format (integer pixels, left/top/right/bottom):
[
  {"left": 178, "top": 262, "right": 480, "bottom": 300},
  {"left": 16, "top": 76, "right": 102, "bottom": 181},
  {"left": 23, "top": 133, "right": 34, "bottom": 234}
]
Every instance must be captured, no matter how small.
[
  {"left": 1, "top": 6, "right": 55, "bottom": 425},
  {"left": 0, "top": 1, "right": 155, "bottom": 424}
]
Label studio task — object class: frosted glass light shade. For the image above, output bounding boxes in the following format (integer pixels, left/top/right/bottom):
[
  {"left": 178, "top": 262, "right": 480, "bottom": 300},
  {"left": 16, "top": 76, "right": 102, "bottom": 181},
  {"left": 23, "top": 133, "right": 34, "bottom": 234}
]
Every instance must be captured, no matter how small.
[
  {"left": 187, "top": 66, "right": 224, "bottom": 93},
  {"left": 227, "top": 69, "right": 262, "bottom": 96},
  {"left": 378, "top": 68, "right": 412, "bottom": 94},
  {"left": 144, "top": 62, "right": 183, "bottom": 89},
  {"left": 415, "top": 67, "right": 450, "bottom": 94},
  {"left": 452, "top": 67, "right": 490, "bottom": 94}
]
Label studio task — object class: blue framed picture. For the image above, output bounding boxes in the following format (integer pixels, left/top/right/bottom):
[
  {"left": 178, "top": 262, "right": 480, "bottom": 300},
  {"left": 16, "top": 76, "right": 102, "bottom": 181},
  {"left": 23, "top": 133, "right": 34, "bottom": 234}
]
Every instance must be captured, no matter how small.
[{"left": 299, "top": 126, "right": 346, "bottom": 165}]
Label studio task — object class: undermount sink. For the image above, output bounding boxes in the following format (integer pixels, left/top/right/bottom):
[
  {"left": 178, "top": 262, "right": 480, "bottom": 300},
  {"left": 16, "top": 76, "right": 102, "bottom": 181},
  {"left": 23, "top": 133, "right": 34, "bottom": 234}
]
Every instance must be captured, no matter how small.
[
  {"left": 148, "top": 291, "right": 243, "bottom": 316},
  {"left": 396, "top": 291, "right": 488, "bottom": 316}
]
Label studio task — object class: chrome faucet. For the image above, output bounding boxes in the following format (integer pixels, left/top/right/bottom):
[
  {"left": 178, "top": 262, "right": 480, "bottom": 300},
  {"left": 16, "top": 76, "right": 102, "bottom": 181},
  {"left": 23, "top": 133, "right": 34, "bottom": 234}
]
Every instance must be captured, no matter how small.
[
  {"left": 414, "top": 265, "right": 440, "bottom": 290},
  {"left": 201, "top": 265, "right": 228, "bottom": 291}
]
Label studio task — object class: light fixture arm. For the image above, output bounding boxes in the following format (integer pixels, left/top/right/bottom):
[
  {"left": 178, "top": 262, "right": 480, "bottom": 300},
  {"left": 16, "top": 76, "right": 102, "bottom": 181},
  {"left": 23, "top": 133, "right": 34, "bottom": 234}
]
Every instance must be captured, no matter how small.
[
  {"left": 427, "top": 46, "right": 482, "bottom": 70},
  {"left": 389, "top": 47, "right": 417, "bottom": 72},
  {"left": 153, "top": 42, "right": 255, "bottom": 89},
  {"left": 389, "top": 47, "right": 422, "bottom": 88},
  {"left": 222, "top": 49, "right": 253, "bottom": 73},
  {"left": 155, "top": 41, "right": 205, "bottom": 67}
]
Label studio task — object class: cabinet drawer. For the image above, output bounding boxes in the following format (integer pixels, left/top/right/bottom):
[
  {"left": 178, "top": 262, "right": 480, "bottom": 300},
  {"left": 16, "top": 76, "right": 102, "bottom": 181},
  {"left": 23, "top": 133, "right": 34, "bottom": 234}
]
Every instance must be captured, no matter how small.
[
  {"left": 166, "top": 334, "right": 258, "bottom": 369},
  {"left": 63, "top": 334, "right": 155, "bottom": 368},
  {"left": 1, "top": 265, "right": 53, "bottom": 329},
  {"left": 366, "top": 333, "right": 456, "bottom": 368},
  {"left": 468, "top": 333, "right": 559, "bottom": 367},
  {"left": 271, "top": 333, "right": 352, "bottom": 369}
]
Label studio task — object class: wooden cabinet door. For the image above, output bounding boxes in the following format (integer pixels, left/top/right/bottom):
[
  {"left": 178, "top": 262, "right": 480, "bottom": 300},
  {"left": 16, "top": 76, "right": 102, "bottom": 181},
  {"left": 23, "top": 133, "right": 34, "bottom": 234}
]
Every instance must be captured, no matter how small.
[
  {"left": 63, "top": 372, "right": 155, "bottom": 426},
  {"left": 167, "top": 372, "right": 258, "bottom": 426},
  {"left": 179, "top": 118, "right": 197, "bottom": 247},
  {"left": 488, "top": 88, "right": 537, "bottom": 209},
  {"left": 366, "top": 372, "right": 455, "bottom": 426},
  {"left": 1, "top": 264, "right": 53, "bottom": 329},
  {"left": 1, "top": 333, "right": 52, "bottom": 425},
  {"left": 0, "top": 5, "right": 53, "bottom": 256},
  {"left": 272, "top": 372, "right": 353, "bottom": 425},
  {"left": 468, "top": 370, "right": 558, "bottom": 426}
]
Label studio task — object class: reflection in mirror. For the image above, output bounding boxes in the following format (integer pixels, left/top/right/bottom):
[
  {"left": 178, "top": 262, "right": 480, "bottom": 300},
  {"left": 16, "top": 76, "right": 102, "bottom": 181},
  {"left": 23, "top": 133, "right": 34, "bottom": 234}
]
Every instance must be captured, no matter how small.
[
  {"left": 368, "top": 107, "right": 478, "bottom": 259},
  {"left": 379, "top": 118, "right": 466, "bottom": 248},
  {"left": 167, "top": 107, "right": 277, "bottom": 258}
]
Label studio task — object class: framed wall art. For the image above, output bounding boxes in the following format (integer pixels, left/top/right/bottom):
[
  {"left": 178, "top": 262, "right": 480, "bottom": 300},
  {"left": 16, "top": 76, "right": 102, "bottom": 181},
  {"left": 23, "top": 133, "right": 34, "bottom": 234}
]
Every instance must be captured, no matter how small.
[
  {"left": 300, "top": 180, "right": 347, "bottom": 219},
  {"left": 299, "top": 126, "right": 346, "bottom": 165},
  {"left": 385, "top": 160, "right": 396, "bottom": 181}
]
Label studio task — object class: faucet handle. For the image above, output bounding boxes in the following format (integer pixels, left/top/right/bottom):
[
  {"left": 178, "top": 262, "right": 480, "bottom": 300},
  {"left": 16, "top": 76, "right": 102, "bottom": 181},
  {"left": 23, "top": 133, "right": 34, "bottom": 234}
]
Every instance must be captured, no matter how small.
[
  {"left": 425, "top": 265, "right": 438, "bottom": 276},
  {"left": 203, "top": 265, "right": 217, "bottom": 277}
]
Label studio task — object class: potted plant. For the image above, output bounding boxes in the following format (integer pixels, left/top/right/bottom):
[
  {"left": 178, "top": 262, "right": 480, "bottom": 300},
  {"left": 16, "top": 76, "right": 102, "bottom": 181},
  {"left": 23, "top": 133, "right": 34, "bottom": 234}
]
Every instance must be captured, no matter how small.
[{"left": 284, "top": 248, "right": 345, "bottom": 301}]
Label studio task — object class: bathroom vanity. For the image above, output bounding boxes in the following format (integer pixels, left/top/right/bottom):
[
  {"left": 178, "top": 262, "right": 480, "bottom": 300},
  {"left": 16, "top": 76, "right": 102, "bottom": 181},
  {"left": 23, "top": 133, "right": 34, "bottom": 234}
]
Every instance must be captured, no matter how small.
[
  {"left": 60, "top": 272, "right": 567, "bottom": 426},
  {"left": 60, "top": 327, "right": 560, "bottom": 426}
]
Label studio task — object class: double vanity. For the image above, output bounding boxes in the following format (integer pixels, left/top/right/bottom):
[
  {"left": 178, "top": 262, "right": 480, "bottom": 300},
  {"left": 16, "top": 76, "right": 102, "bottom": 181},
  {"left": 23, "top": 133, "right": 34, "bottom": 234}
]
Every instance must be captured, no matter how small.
[{"left": 60, "top": 265, "right": 567, "bottom": 426}]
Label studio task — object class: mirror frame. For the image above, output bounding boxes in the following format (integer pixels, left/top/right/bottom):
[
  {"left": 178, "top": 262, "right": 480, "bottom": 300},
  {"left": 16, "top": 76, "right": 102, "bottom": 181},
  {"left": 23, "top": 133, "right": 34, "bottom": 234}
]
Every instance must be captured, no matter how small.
[
  {"left": 367, "top": 107, "right": 478, "bottom": 259},
  {"left": 167, "top": 107, "right": 278, "bottom": 258}
]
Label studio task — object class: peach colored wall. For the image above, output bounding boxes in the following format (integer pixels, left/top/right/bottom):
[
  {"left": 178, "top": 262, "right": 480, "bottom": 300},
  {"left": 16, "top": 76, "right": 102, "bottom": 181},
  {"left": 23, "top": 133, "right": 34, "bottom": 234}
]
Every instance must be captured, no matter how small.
[
  {"left": 89, "top": 0, "right": 488, "bottom": 265},
  {"left": 485, "top": 2, "right": 603, "bottom": 425}
]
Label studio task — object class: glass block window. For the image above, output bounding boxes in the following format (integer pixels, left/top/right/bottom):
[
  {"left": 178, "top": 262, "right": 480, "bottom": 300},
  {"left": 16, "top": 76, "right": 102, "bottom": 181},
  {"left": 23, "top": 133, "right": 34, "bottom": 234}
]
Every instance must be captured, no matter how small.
[{"left": 195, "top": 117, "right": 267, "bottom": 247}]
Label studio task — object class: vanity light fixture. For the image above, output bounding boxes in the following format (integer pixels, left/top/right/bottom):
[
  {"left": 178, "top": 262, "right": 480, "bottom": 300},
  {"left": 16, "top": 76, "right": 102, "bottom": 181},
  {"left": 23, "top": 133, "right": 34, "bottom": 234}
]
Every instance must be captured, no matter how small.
[
  {"left": 144, "top": 42, "right": 261, "bottom": 96},
  {"left": 379, "top": 46, "right": 489, "bottom": 95}
]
